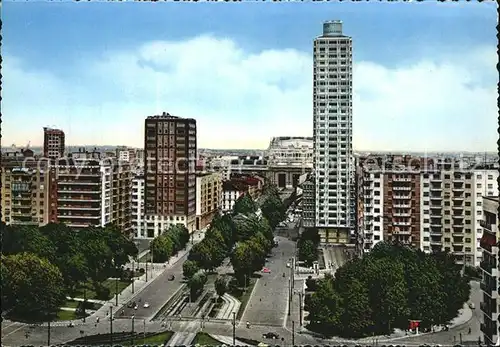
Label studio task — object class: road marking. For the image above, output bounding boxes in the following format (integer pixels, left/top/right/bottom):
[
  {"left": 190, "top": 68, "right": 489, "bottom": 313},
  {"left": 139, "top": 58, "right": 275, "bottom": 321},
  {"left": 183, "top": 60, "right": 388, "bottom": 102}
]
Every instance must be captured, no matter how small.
[
  {"left": 1, "top": 322, "right": 18, "bottom": 331},
  {"left": 2, "top": 325, "right": 25, "bottom": 338}
]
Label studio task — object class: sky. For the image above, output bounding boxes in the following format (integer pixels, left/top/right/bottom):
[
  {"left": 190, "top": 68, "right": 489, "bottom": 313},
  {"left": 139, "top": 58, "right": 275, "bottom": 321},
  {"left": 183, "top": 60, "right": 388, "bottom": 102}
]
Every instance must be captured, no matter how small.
[{"left": 2, "top": 1, "right": 498, "bottom": 151}]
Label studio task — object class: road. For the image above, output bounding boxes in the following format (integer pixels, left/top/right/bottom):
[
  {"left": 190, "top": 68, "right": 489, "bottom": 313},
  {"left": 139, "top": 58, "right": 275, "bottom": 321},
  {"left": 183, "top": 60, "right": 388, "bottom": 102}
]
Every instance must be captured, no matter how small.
[
  {"left": 239, "top": 235, "right": 296, "bottom": 327},
  {"left": 115, "top": 253, "right": 188, "bottom": 319}
]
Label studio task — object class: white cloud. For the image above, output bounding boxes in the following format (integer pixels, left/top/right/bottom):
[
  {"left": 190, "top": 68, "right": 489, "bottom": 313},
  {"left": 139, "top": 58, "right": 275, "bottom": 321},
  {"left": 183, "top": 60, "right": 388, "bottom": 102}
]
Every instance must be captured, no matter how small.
[{"left": 2, "top": 35, "right": 497, "bottom": 151}]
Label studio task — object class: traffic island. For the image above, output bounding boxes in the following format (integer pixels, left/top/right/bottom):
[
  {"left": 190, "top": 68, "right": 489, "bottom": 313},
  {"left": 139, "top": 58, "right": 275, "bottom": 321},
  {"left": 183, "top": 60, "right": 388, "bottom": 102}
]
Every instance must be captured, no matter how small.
[
  {"left": 64, "top": 330, "right": 174, "bottom": 346},
  {"left": 192, "top": 332, "right": 223, "bottom": 346}
]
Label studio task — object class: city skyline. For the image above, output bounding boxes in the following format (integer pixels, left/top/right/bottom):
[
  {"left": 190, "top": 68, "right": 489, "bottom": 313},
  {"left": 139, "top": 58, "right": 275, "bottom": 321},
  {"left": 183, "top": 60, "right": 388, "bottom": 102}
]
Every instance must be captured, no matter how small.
[{"left": 3, "top": 2, "right": 498, "bottom": 151}]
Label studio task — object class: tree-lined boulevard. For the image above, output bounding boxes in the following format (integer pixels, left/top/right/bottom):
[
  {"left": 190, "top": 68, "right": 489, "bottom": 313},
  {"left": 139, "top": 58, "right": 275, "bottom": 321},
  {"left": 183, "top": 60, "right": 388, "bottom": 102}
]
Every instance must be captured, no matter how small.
[{"left": 0, "top": 181, "right": 483, "bottom": 346}]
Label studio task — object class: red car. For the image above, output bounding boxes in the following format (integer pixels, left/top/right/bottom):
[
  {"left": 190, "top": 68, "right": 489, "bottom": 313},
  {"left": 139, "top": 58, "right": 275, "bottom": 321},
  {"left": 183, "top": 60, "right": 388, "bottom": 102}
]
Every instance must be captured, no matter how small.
[{"left": 261, "top": 267, "right": 271, "bottom": 273}]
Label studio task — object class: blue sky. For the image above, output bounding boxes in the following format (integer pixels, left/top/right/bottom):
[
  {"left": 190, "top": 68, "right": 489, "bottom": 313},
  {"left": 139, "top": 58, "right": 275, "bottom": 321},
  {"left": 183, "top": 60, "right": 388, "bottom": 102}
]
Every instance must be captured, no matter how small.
[{"left": 2, "top": 1, "right": 498, "bottom": 150}]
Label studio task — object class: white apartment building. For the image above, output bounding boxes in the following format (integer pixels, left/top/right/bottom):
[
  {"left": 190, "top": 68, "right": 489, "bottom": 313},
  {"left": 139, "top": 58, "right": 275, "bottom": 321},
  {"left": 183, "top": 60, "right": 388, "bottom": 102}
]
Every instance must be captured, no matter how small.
[
  {"left": 131, "top": 175, "right": 145, "bottom": 238},
  {"left": 479, "top": 195, "right": 499, "bottom": 345},
  {"left": 313, "top": 20, "right": 355, "bottom": 244},
  {"left": 222, "top": 181, "right": 245, "bottom": 213},
  {"left": 362, "top": 171, "right": 385, "bottom": 251}
]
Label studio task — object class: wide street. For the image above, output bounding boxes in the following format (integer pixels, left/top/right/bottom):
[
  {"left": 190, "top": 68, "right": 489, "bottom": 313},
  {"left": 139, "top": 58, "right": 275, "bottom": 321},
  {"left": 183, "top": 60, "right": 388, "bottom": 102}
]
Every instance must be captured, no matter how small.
[
  {"left": 239, "top": 235, "right": 297, "bottom": 327},
  {"left": 115, "top": 253, "right": 186, "bottom": 319}
]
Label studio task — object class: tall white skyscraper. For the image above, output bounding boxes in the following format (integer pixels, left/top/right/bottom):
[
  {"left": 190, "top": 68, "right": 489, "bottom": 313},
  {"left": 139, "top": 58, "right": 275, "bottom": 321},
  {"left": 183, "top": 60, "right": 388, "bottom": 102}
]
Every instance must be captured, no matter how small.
[{"left": 313, "top": 20, "right": 355, "bottom": 244}]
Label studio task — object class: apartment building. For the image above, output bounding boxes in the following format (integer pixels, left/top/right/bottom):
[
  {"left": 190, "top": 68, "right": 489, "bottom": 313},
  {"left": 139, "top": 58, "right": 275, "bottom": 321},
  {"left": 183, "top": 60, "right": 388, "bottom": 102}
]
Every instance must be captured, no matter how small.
[
  {"left": 313, "top": 20, "right": 356, "bottom": 245},
  {"left": 479, "top": 196, "right": 499, "bottom": 345},
  {"left": 131, "top": 175, "right": 145, "bottom": 238},
  {"left": 195, "top": 172, "right": 222, "bottom": 230},
  {"left": 43, "top": 127, "right": 65, "bottom": 159},
  {"left": 143, "top": 112, "right": 197, "bottom": 236},
  {"left": 1, "top": 167, "right": 50, "bottom": 226},
  {"left": 267, "top": 136, "right": 313, "bottom": 189},
  {"left": 221, "top": 175, "right": 263, "bottom": 213},
  {"left": 360, "top": 155, "right": 498, "bottom": 266},
  {"left": 300, "top": 174, "right": 315, "bottom": 229},
  {"left": 48, "top": 159, "right": 132, "bottom": 233}
]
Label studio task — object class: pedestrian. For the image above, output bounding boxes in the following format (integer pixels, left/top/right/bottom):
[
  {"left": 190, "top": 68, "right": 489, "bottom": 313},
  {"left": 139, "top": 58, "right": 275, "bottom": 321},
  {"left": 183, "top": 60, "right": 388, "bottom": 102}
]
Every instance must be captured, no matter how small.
[{"left": 468, "top": 327, "right": 471, "bottom": 334}]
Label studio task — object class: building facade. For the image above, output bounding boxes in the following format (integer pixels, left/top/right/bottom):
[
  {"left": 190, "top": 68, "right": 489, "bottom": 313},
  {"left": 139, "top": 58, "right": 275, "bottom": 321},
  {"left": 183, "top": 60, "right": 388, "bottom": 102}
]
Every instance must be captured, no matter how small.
[
  {"left": 43, "top": 127, "right": 65, "bottom": 159},
  {"left": 313, "top": 20, "right": 355, "bottom": 244},
  {"left": 144, "top": 112, "right": 197, "bottom": 234},
  {"left": 267, "top": 137, "right": 313, "bottom": 189},
  {"left": 48, "top": 159, "right": 132, "bottom": 233},
  {"left": 1, "top": 167, "right": 50, "bottom": 226},
  {"left": 479, "top": 196, "right": 499, "bottom": 345},
  {"left": 131, "top": 175, "right": 145, "bottom": 238},
  {"left": 360, "top": 155, "right": 498, "bottom": 266},
  {"left": 195, "top": 172, "right": 223, "bottom": 230}
]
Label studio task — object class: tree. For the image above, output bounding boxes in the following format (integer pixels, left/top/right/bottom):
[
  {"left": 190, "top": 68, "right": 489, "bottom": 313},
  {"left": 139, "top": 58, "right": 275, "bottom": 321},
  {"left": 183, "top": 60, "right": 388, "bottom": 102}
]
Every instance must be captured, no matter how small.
[
  {"left": 188, "top": 271, "right": 207, "bottom": 301},
  {"left": 307, "top": 274, "right": 344, "bottom": 336},
  {"left": 183, "top": 260, "right": 200, "bottom": 280},
  {"left": 214, "top": 275, "right": 229, "bottom": 300},
  {"left": 232, "top": 194, "right": 257, "bottom": 216},
  {"left": 188, "top": 242, "right": 214, "bottom": 270},
  {"left": 305, "top": 276, "right": 317, "bottom": 291},
  {"left": 230, "top": 242, "right": 255, "bottom": 285},
  {"left": 233, "top": 213, "right": 261, "bottom": 242},
  {"left": 150, "top": 234, "right": 174, "bottom": 263},
  {"left": 298, "top": 239, "right": 318, "bottom": 267},
  {"left": 260, "top": 194, "right": 285, "bottom": 229},
  {"left": 1, "top": 253, "right": 66, "bottom": 321},
  {"left": 306, "top": 242, "right": 470, "bottom": 338}
]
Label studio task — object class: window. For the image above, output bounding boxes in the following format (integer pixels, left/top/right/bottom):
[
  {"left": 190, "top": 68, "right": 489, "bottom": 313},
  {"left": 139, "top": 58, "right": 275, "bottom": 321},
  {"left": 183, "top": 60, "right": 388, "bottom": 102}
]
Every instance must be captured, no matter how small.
[
  {"left": 488, "top": 175, "right": 493, "bottom": 180},
  {"left": 477, "top": 201, "right": 482, "bottom": 206},
  {"left": 477, "top": 174, "right": 482, "bottom": 179},
  {"left": 374, "top": 208, "right": 380, "bottom": 213},
  {"left": 374, "top": 182, "right": 380, "bottom": 187}
]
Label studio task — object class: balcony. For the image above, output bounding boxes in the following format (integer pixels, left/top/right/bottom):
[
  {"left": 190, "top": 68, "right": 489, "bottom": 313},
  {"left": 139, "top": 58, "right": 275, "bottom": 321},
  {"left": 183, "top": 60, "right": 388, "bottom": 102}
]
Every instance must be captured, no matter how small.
[
  {"left": 430, "top": 196, "right": 442, "bottom": 200},
  {"left": 481, "top": 220, "right": 493, "bottom": 232},
  {"left": 430, "top": 186, "right": 442, "bottom": 191},
  {"left": 59, "top": 197, "right": 101, "bottom": 202},
  {"left": 57, "top": 189, "right": 100, "bottom": 194},
  {"left": 393, "top": 204, "right": 411, "bottom": 208},
  {"left": 430, "top": 223, "right": 442, "bottom": 227},
  {"left": 452, "top": 205, "right": 464, "bottom": 210},
  {"left": 430, "top": 231, "right": 442, "bottom": 237},
  {"left": 393, "top": 221, "right": 411, "bottom": 226},
  {"left": 393, "top": 186, "right": 411, "bottom": 191},
  {"left": 430, "top": 177, "right": 442, "bottom": 183},
  {"left": 430, "top": 205, "right": 442, "bottom": 210},
  {"left": 58, "top": 181, "right": 100, "bottom": 185},
  {"left": 452, "top": 187, "right": 465, "bottom": 192},
  {"left": 430, "top": 240, "right": 442, "bottom": 246},
  {"left": 393, "top": 212, "right": 411, "bottom": 217},
  {"left": 393, "top": 177, "right": 411, "bottom": 182},
  {"left": 393, "top": 195, "right": 411, "bottom": 200},
  {"left": 392, "top": 229, "right": 412, "bottom": 235},
  {"left": 58, "top": 206, "right": 101, "bottom": 211},
  {"left": 480, "top": 260, "right": 498, "bottom": 276},
  {"left": 453, "top": 195, "right": 464, "bottom": 200},
  {"left": 58, "top": 215, "right": 100, "bottom": 219}
]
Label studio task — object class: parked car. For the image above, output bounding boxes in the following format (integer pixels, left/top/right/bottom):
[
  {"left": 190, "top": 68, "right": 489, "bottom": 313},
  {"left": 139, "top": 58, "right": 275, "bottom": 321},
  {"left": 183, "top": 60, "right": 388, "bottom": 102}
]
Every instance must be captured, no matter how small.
[
  {"left": 143, "top": 302, "right": 150, "bottom": 308},
  {"left": 261, "top": 267, "right": 271, "bottom": 273},
  {"left": 168, "top": 274, "right": 175, "bottom": 281},
  {"left": 134, "top": 305, "right": 138, "bottom": 310},
  {"left": 263, "top": 332, "right": 279, "bottom": 339}
]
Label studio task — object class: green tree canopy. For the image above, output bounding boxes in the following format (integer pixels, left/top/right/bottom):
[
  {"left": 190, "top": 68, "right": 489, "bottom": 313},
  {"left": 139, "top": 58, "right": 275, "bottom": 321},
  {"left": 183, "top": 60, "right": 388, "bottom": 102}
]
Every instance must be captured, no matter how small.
[
  {"left": 307, "top": 242, "right": 470, "bottom": 338},
  {"left": 1, "top": 253, "right": 66, "bottom": 321},
  {"left": 214, "top": 275, "right": 229, "bottom": 299},
  {"left": 260, "top": 194, "right": 285, "bottom": 229},
  {"left": 151, "top": 234, "right": 174, "bottom": 263},
  {"left": 183, "top": 260, "right": 200, "bottom": 280},
  {"left": 232, "top": 194, "right": 257, "bottom": 216},
  {"left": 188, "top": 270, "right": 208, "bottom": 300}
]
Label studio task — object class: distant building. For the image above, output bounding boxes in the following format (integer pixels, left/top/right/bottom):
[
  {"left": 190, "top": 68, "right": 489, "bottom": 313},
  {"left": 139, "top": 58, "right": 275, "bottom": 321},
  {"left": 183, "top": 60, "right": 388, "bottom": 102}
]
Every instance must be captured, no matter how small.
[
  {"left": 195, "top": 172, "right": 222, "bottom": 230},
  {"left": 300, "top": 174, "right": 315, "bottom": 229},
  {"left": 267, "top": 136, "right": 313, "bottom": 189},
  {"left": 479, "top": 195, "right": 499, "bottom": 345},
  {"left": 43, "top": 127, "right": 65, "bottom": 159},
  {"left": 143, "top": 112, "right": 197, "bottom": 236},
  {"left": 221, "top": 175, "right": 263, "bottom": 213}
]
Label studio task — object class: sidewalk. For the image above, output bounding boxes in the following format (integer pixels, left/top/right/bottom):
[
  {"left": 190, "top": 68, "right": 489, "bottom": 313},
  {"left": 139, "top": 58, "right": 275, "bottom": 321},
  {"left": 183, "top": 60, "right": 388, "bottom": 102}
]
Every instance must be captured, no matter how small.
[{"left": 210, "top": 334, "right": 251, "bottom": 346}]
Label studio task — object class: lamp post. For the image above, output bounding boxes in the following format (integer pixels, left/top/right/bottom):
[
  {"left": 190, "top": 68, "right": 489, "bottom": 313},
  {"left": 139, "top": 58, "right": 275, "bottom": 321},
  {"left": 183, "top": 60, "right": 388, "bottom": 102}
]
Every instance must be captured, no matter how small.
[
  {"left": 232, "top": 312, "right": 236, "bottom": 346},
  {"left": 115, "top": 278, "right": 119, "bottom": 306},
  {"left": 131, "top": 316, "right": 135, "bottom": 346}
]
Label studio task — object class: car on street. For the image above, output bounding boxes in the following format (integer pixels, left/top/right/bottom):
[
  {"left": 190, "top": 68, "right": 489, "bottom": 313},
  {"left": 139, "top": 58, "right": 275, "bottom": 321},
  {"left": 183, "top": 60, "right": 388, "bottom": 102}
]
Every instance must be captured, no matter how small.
[
  {"left": 143, "top": 302, "right": 150, "bottom": 308},
  {"left": 286, "top": 262, "right": 291, "bottom": 268},
  {"left": 168, "top": 274, "right": 175, "bottom": 281},
  {"left": 262, "top": 332, "right": 279, "bottom": 339},
  {"left": 261, "top": 267, "right": 271, "bottom": 273},
  {"left": 134, "top": 305, "right": 138, "bottom": 310},
  {"left": 127, "top": 301, "right": 135, "bottom": 308}
]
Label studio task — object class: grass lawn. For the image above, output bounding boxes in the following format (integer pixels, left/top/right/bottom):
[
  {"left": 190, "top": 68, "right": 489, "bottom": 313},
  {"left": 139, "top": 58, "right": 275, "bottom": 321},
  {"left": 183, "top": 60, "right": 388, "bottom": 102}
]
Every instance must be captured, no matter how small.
[
  {"left": 56, "top": 310, "right": 76, "bottom": 321},
  {"left": 228, "top": 277, "right": 258, "bottom": 320},
  {"left": 63, "top": 300, "right": 80, "bottom": 309},
  {"left": 192, "top": 332, "right": 223, "bottom": 346},
  {"left": 122, "top": 331, "right": 173, "bottom": 346},
  {"left": 72, "top": 279, "right": 131, "bottom": 300}
]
